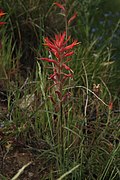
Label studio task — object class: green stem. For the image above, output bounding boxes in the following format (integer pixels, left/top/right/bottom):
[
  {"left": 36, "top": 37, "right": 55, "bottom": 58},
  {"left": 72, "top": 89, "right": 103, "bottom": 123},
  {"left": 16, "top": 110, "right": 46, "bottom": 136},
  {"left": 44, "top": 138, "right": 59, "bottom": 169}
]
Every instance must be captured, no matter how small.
[
  {"left": 58, "top": 55, "right": 64, "bottom": 165},
  {"left": 60, "top": 100, "right": 64, "bottom": 164}
]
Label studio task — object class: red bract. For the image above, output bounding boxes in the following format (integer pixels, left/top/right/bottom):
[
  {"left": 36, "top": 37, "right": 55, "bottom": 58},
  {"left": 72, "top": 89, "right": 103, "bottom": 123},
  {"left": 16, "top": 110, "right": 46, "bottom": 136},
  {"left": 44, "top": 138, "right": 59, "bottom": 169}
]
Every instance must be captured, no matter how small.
[
  {"left": 0, "top": 9, "right": 6, "bottom": 49},
  {"left": 40, "top": 57, "right": 59, "bottom": 66},
  {"left": 68, "top": 12, "right": 77, "bottom": 25},
  {"left": 0, "top": 10, "right": 6, "bottom": 25},
  {"left": 0, "top": 22, "right": 5, "bottom": 25},
  {"left": 40, "top": 31, "right": 79, "bottom": 102},
  {"left": 0, "top": 10, "right": 5, "bottom": 17},
  {"left": 108, "top": 102, "right": 113, "bottom": 110},
  {"left": 61, "top": 40, "right": 79, "bottom": 51},
  {"left": 64, "top": 51, "right": 74, "bottom": 57},
  {"left": 54, "top": 2, "right": 65, "bottom": 12}
]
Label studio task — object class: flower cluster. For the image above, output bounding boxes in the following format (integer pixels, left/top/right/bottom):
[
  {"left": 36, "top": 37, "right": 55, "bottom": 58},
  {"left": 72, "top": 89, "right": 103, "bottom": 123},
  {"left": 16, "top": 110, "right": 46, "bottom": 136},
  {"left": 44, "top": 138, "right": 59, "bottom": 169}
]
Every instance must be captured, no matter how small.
[{"left": 40, "top": 31, "right": 79, "bottom": 103}]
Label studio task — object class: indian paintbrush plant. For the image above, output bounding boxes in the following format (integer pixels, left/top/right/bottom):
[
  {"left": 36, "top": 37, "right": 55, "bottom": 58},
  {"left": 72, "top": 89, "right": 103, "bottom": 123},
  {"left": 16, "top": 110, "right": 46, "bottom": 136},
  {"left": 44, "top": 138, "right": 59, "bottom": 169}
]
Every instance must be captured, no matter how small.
[
  {"left": 39, "top": 1, "right": 79, "bottom": 167},
  {"left": 40, "top": 31, "right": 79, "bottom": 165}
]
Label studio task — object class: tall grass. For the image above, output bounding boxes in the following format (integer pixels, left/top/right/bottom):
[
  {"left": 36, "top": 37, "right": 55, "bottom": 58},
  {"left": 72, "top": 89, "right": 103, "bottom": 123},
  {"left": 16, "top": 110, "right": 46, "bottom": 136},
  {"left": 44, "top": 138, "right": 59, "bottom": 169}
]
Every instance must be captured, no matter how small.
[{"left": 0, "top": 0, "right": 120, "bottom": 179}]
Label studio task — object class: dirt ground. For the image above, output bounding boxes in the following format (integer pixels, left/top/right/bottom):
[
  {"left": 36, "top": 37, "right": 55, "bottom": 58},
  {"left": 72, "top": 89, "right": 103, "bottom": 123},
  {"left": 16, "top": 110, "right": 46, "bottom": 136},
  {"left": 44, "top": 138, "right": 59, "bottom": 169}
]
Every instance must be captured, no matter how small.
[{"left": 0, "top": 134, "right": 52, "bottom": 180}]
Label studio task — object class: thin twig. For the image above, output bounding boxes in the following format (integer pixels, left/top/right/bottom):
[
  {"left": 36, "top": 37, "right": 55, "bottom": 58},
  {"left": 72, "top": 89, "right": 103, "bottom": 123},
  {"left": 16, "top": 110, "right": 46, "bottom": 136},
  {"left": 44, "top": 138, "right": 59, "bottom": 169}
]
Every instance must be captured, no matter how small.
[
  {"left": 65, "top": 85, "right": 109, "bottom": 107},
  {"left": 82, "top": 62, "right": 89, "bottom": 126}
]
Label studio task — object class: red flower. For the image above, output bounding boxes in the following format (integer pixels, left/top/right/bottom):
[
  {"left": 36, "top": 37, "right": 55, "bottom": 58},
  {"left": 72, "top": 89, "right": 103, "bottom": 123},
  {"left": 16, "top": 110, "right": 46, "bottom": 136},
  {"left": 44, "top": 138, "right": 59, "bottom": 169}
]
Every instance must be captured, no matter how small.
[
  {"left": 40, "top": 31, "right": 79, "bottom": 75},
  {"left": 43, "top": 32, "right": 79, "bottom": 62}
]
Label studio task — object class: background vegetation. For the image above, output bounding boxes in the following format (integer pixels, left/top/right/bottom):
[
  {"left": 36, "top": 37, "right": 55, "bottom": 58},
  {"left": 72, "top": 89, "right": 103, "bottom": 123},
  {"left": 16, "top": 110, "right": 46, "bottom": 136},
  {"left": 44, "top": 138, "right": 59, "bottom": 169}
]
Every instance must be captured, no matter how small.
[{"left": 0, "top": 0, "right": 120, "bottom": 179}]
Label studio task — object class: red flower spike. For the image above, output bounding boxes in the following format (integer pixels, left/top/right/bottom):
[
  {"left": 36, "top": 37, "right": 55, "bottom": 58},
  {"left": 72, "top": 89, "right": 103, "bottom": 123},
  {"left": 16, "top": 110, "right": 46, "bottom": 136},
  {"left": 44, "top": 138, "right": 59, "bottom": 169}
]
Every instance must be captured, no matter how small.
[
  {"left": 54, "top": 2, "right": 65, "bottom": 12},
  {"left": 68, "top": 12, "right": 77, "bottom": 25},
  {"left": 40, "top": 31, "right": 79, "bottom": 103}
]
